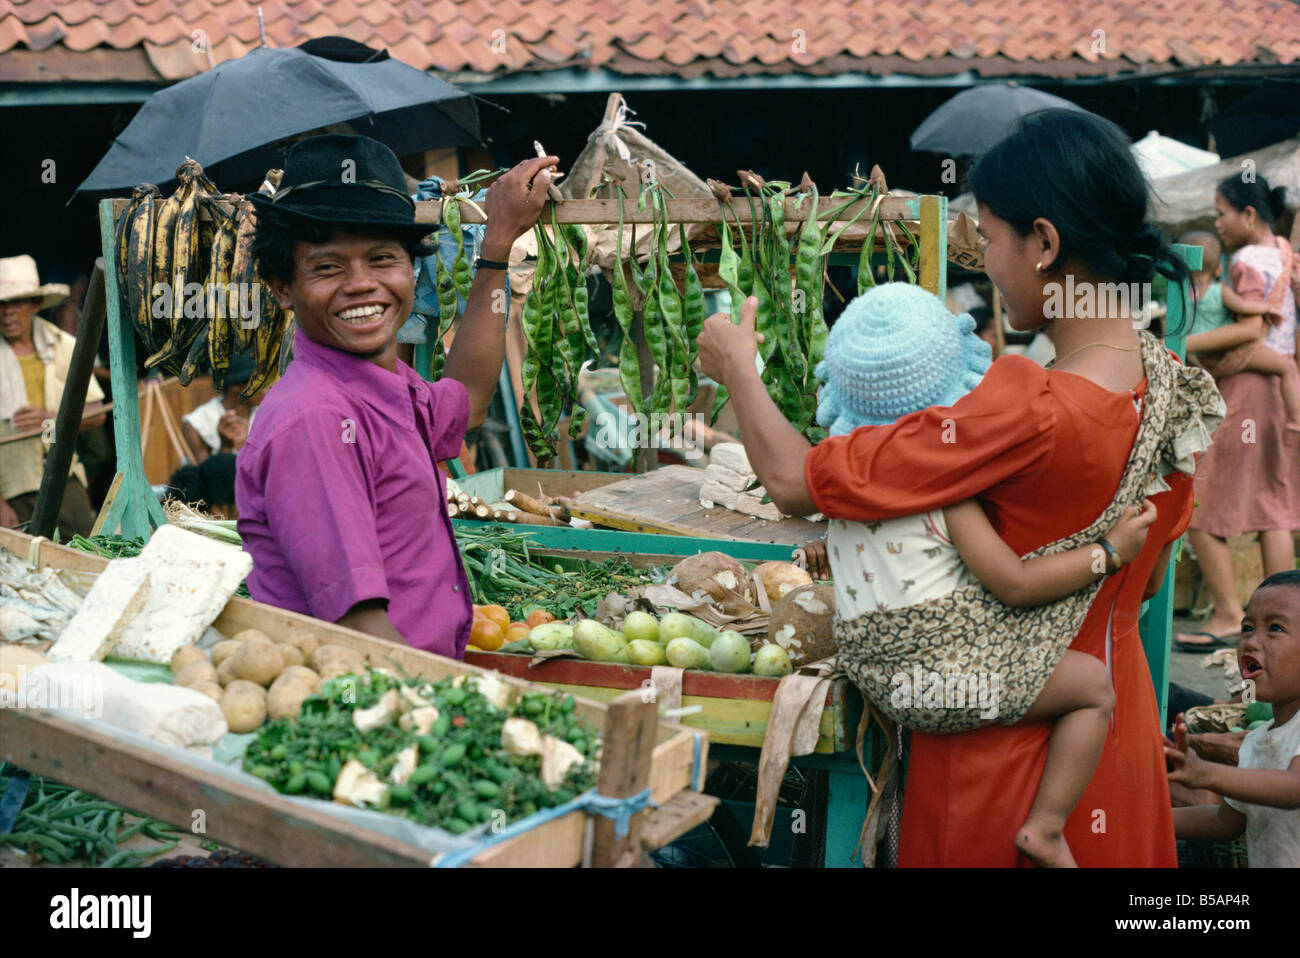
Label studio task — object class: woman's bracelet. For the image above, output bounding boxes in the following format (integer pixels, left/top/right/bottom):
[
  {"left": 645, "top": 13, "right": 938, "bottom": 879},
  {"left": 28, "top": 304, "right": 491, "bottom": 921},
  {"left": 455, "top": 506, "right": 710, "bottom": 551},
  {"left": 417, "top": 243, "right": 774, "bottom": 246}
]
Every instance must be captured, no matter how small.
[{"left": 1097, "top": 537, "right": 1123, "bottom": 575}]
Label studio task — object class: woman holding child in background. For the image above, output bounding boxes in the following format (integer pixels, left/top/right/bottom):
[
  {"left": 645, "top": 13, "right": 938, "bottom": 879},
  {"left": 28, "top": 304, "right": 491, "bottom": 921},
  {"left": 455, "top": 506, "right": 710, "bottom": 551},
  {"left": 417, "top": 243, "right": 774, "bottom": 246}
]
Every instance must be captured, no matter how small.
[
  {"left": 1176, "top": 177, "right": 1300, "bottom": 652},
  {"left": 700, "top": 110, "right": 1223, "bottom": 866}
]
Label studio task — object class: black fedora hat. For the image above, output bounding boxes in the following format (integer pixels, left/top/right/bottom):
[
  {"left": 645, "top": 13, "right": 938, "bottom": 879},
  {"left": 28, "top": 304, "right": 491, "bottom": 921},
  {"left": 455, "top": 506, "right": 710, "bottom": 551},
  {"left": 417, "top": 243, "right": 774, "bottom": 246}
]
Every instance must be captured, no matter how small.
[{"left": 250, "top": 134, "right": 431, "bottom": 238}]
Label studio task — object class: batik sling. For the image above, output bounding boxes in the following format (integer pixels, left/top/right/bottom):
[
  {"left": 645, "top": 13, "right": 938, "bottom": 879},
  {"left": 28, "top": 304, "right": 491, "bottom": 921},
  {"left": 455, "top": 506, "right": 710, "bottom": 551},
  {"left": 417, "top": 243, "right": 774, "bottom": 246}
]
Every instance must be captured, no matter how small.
[{"left": 835, "top": 332, "right": 1225, "bottom": 734}]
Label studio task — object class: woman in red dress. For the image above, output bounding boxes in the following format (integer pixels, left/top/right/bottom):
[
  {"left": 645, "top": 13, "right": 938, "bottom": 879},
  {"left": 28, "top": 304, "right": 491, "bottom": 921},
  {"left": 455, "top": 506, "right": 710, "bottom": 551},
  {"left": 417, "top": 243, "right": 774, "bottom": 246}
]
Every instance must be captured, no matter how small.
[{"left": 698, "top": 110, "right": 1224, "bottom": 866}]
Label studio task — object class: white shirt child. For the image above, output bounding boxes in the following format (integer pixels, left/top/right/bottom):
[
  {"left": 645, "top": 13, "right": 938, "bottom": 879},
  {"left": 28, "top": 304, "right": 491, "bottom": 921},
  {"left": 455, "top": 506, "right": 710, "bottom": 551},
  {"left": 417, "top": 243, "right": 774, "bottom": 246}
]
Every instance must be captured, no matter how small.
[{"left": 1224, "top": 708, "right": 1300, "bottom": 867}]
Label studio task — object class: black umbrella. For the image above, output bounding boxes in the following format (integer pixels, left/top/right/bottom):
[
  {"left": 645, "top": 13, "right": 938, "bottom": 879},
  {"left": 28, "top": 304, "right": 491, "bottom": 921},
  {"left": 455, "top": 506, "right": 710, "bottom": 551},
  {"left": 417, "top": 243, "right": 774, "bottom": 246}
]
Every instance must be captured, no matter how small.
[
  {"left": 910, "top": 83, "right": 1089, "bottom": 157},
  {"left": 78, "top": 38, "right": 480, "bottom": 194},
  {"left": 1210, "top": 80, "right": 1300, "bottom": 158}
]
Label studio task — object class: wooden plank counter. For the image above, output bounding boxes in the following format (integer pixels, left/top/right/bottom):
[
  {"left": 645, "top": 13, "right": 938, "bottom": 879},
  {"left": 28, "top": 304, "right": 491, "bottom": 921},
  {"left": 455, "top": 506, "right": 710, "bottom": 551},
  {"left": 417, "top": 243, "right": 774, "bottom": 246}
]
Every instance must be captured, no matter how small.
[{"left": 565, "top": 465, "right": 827, "bottom": 545}]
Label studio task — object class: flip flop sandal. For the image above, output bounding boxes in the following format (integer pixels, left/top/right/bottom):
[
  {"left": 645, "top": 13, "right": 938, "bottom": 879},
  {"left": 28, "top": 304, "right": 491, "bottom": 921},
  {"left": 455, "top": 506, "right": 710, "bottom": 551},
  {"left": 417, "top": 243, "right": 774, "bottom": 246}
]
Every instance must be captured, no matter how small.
[{"left": 1173, "top": 631, "right": 1240, "bottom": 654}]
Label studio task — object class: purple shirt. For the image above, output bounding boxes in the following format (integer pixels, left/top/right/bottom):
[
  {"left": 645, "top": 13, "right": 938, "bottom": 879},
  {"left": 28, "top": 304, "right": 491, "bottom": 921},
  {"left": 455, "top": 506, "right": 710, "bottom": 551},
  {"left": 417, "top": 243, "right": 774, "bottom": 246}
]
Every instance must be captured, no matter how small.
[{"left": 235, "top": 329, "right": 472, "bottom": 657}]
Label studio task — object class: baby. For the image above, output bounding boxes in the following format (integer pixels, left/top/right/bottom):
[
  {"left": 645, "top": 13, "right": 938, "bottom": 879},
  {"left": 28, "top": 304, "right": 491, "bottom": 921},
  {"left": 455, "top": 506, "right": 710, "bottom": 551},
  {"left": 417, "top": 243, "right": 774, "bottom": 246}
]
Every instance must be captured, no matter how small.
[
  {"left": 1167, "top": 570, "right": 1300, "bottom": 866},
  {"left": 816, "top": 283, "right": 1157, "bottom": 868},
  {"left": 1180, "top": 230, "right": 1300, "bottom": 433}
]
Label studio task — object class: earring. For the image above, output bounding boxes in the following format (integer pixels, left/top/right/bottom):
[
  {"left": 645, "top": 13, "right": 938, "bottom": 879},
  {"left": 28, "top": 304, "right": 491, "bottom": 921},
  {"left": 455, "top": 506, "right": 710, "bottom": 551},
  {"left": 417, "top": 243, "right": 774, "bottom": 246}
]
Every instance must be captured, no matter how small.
[{"left": 1035, "top": 262, "right": 1048, "bottom": 276}]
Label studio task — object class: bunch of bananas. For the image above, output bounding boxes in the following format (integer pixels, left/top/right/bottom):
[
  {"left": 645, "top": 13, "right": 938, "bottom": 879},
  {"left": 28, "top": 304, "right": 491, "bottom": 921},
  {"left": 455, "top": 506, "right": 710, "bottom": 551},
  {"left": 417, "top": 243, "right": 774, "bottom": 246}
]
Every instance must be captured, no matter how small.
[{"left": 113, "top": 158, "right": 294, "bottom": 400}]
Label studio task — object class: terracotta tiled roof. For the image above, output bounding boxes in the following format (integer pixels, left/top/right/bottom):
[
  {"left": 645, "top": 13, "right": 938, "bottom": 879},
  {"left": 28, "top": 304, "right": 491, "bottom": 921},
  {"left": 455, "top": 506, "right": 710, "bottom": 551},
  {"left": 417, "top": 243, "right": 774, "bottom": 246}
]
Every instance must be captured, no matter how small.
[{"left": 1, "top": 0, "right": 1298, "bottom": 82}]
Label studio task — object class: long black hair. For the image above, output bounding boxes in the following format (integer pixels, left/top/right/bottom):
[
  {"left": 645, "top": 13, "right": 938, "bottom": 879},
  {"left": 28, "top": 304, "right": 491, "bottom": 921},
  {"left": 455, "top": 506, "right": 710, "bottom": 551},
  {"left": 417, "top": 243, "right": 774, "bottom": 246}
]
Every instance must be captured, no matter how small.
[
  {"left": 968, "top": 108, "right": 1190, "bottom": 298},
  {"left": 1217, "top": 173, "right": 1291, "bottom": 225}
]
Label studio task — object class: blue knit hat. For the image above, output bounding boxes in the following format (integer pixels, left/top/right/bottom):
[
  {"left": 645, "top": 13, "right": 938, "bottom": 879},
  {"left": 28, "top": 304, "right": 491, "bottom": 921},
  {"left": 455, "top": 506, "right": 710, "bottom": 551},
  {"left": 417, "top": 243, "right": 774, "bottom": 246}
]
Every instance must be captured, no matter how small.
[{"left": 816, "top": 283, "right": 992, "bottom": 435}]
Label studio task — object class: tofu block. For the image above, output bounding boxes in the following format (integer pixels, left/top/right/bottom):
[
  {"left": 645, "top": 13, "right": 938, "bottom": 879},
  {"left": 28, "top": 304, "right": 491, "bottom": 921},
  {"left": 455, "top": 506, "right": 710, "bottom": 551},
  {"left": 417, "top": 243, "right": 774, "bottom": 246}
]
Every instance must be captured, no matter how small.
[
  {"left": 46, "top": 559, "right": 151, "bottom": 663},
  {"left": 736, "top": 492, "right": 784, "bottom": 522},
  {"left": 699, "top": 480, "right": 739, "bottom": 511},
  {"left": 19, "top": 661, "right": 228, "bottom": 748},
  {"left": 111, "top": 525, "right": 254, "bottom": 664},
  {"left": 704, "top": 463, "right": 756, "bottom": 492},
  {"left": 709, "top": 442, "right": 752, "bottom": 475}
]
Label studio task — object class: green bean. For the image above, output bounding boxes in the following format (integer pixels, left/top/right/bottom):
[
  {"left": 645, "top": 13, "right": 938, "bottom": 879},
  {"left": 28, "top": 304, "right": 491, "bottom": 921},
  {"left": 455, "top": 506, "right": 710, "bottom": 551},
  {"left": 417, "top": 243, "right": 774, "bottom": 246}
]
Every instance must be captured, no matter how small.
[
  {"left": 47, "top": 800, "right": 121, "bottom": 821},
  {"left": 0, "top": 831, "right": 72, "bottom": 859},
  {"left": 611, "top": 186, "right": 644, "bottom": 415},
  {"left": 858, "top": 182, "right": 881, "bottom": 295},
  {"left": 115, "top": 818, "right": 149, "bottom": 843},
  {"left": 653, "top": 193, "right": 690, "bottom": 414},
  {"left": 680, "top": 225, "right": 705, "bottom": 407},
  {"left": 432, "top": 247, "right": 458, "bottom": 380},
  {"left": 444, "top": 195, "right": 475, "bottom": 303}
]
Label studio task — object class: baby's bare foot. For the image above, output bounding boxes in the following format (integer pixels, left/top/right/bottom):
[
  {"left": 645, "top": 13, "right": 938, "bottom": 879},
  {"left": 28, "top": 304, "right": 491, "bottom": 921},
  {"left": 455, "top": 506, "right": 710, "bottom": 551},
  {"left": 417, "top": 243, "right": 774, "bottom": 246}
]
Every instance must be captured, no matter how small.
[{"left": 1015, "top": 821, "right": 1078, "bottom": 868}]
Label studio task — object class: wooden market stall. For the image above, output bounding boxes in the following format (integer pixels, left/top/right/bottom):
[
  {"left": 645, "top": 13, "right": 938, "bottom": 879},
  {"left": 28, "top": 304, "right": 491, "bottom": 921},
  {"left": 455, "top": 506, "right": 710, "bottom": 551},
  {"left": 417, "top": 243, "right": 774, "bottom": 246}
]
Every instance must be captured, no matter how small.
[{"left": 0, "top": 527, "right": 715, "bottom": 867}]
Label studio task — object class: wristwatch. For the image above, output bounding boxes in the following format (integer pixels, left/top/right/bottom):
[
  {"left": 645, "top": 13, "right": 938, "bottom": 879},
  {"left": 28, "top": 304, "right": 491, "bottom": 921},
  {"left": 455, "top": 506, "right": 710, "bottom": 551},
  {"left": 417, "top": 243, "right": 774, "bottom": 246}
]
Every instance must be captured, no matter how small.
[
  {"left": 1097, "top": 537, "right": 1123, "bottom": 575},
  {"left": 473, "top": 257, "right": 509, "bottom": 271}
]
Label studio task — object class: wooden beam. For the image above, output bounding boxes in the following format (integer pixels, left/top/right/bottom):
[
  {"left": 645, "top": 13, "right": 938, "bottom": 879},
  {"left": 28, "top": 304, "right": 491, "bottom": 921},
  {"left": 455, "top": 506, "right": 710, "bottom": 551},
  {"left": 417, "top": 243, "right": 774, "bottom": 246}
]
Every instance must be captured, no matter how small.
[
  {"left": 590, "top": 689, "right": 659, "bottom": 867},
  {"left": 30, "top": 261, "right": 108, "bottom": 536},
  {"left": 108, "top": 195, "right": 925, "bottom": 227},
  {"left": 413, "top": 195, "right": 924, "bottom": 227},
  {"left": 0, "top": 709, "right": 438, "bottom": 867},
  {"left": 639, "top": 791, "right": 720, "bottom": 849}
]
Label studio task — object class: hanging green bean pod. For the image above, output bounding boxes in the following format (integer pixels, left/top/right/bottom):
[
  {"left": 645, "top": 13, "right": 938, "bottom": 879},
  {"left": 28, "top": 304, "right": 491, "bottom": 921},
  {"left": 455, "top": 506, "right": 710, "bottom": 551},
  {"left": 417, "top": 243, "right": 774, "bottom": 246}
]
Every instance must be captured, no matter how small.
[{"left": 610, "top": 187, "right": 644, "bottom": 416}]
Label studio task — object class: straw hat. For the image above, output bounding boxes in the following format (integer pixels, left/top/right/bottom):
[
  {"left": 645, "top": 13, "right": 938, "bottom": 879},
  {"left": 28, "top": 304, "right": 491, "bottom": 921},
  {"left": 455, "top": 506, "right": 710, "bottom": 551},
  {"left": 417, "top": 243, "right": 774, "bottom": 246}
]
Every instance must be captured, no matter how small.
[{"left": 0, "top": 255, "right": 69, "bottom": 309}]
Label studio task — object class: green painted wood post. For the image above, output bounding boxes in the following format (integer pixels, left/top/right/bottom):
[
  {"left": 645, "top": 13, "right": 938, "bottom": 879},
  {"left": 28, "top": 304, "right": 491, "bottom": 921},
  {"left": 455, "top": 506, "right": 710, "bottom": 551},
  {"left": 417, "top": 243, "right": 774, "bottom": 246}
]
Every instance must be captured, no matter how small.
[
  {"left": 98, "top": 199, "right": 167, "bottom": 540},
  {"left": 1138, "top": 242, "right": 1202, "bottom": 729}
]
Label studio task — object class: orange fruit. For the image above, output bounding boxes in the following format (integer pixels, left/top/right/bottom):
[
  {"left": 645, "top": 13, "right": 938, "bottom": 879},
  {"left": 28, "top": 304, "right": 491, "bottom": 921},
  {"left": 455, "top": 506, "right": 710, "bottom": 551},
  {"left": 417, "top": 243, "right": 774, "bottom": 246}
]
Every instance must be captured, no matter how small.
[
  {"left": 505, "top": 623, "right": 531, "bottom": 644},
  {"left": 479, "top": 605, "right": 511, "bottom": 633},
  {"left": 469, "top": 616, "right": 506, "bottom": 652},
  {"left": 526, "top": 609, "right": 556, "bottom": 629}
]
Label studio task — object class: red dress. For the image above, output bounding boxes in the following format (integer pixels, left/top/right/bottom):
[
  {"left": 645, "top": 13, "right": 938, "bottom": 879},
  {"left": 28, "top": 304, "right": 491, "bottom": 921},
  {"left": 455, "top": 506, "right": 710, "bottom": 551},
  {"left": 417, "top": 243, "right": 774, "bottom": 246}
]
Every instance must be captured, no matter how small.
[{"left": 806, "top": 355, "right": 1191, "bottom": 867}]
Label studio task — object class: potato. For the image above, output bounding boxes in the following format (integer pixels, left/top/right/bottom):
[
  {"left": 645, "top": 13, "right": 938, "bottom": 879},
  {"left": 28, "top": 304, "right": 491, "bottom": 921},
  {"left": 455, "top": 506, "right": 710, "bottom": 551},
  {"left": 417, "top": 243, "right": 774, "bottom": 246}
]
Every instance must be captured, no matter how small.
[
  {"left": 173, "top": 661, "right": 219, "bottom": 688},
  {"left": 232, "top": 637, "right": 283, "bottom": 686},
  {"left": 267, "top": 677, "right": 313, "bottom": 721},
  {"left": 310, "top": 644, "right": 364, "bottom": 673},
  {"left": 276, "top": 644, "right": 305, "bottom": 669},
  {"left": 210, "top": 640, "right": 243, "bottom": 668},
  {"left": 190, "top": 681, "right": 225, "bottom": 703},
  {"left": 169, "top": 645, "right": 208, "bottom": 674},
  {"left": 217, "top": 656, "right": 240, "bottom": 687},
  {"left": 231, "top": 629, "right": 271, "bottom": 644},
  {"left": 276, "top": 665, "right": 321, "bottom": 692},
  {"left": 225, "top": 679, "right": 267, "bottom": 701},
  {"left": 318, "top": 662, "right": 362, "bottom": 682},
  {"left": 220, "top": 687, "right": 267, "bottom": 733},
  {"left": 282, "top": 630, "right": 320, "bottom": 663}
]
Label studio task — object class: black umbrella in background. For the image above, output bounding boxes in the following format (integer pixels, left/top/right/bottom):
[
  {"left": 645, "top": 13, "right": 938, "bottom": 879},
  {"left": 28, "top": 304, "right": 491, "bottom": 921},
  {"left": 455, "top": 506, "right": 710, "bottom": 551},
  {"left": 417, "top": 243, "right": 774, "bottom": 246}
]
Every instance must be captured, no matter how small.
[
  {"left": 78, "top": 37, "right": 481, "bottom": 194},
  {"left": 910, "top": 82, "right": 1090, "bottom": 158},
  {"left": 1210, "top": 80, "right": 1300, "bottom": 158}
]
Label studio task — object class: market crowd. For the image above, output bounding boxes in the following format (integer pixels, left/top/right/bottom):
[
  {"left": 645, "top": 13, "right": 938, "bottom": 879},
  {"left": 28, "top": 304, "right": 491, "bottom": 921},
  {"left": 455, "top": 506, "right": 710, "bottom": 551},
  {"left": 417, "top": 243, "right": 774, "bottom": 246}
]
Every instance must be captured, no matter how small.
[{"left": 2, "top": 109, "right": 1296, "bottom": 869}]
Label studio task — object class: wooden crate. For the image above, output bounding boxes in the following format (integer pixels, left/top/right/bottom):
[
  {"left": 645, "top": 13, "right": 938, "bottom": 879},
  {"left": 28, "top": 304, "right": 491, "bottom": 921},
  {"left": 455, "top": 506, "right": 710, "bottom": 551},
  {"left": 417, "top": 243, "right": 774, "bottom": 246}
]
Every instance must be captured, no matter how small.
[
  {"left": 465, "top": 652, "right": 861, "bottom": 755},
  {"left": 0, "top": 529, "right": 714, "bottom": 867}
]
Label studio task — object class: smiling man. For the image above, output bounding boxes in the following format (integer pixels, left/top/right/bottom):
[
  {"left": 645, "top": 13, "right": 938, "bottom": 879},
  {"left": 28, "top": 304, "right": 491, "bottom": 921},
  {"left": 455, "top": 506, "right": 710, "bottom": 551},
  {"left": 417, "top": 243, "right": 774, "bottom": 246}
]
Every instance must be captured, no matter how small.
[{"left": 235, "top": 135, "right": 556, "bottom": 656}]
